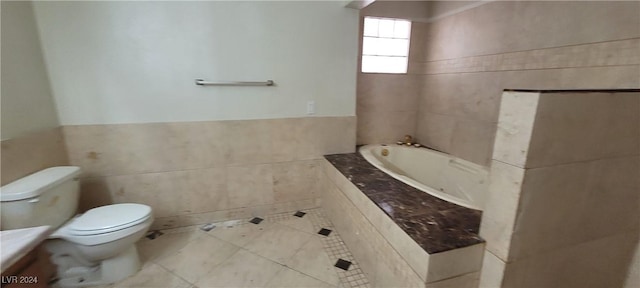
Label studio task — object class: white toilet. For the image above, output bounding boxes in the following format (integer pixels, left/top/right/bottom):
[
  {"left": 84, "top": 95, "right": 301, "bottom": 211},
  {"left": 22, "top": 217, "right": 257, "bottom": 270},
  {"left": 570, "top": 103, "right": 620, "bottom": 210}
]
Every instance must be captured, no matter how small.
[{"left": 0, "top": 166, "right": 153, "bottom": 287}]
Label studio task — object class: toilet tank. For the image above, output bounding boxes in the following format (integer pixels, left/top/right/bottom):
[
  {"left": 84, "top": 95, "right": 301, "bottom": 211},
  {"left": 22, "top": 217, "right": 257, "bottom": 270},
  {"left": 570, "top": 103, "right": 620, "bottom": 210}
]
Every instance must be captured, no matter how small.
[{"left": 1, "top": 166, "right": 81, "bottom": 230}]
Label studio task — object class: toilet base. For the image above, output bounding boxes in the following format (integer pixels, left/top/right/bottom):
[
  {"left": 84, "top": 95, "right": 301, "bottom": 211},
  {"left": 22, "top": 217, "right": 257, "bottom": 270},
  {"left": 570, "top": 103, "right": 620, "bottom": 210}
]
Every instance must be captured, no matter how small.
[{"left": 55, "top": 246, "right": 141, "bottom": 288}]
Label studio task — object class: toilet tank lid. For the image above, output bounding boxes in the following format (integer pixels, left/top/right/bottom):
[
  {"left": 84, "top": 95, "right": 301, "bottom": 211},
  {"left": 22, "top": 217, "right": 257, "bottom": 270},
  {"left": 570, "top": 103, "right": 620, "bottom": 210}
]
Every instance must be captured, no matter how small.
[{"left": 1, "top": 166, "right": 81, "bottom": 202}]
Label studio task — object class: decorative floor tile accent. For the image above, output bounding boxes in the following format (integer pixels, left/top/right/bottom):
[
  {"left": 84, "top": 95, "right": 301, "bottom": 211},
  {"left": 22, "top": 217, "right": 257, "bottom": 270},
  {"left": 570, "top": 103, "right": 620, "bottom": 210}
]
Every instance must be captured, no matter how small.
[
  {"left": 200, "top": 223, "right": 216, "bottom": 232},
  {"left": 134, "top": 208, "right": 370, "bottom": 288},
  {"left": 318, "top": 228, "right": 332, "bottom": 236},
  {"left": 306, "top": 209, "right": 370, "bottom": 288},
  {"left": 294, "top": 211, "right": 307, "bottom": 218},
  {"left": 335, "top": 258, "right": 352, "bottom": 271},
  {"left": 249, "top": 217, "right": 264, "bottom": 224},
  {"left": 145, "top": 230, "right": 164, "bottom": 240}
]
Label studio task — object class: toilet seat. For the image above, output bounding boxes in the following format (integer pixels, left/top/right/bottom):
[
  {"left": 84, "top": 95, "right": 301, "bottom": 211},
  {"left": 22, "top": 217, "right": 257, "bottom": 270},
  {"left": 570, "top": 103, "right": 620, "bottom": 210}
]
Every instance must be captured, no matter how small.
[
  {"left": 50, "top": 203, "right": 153, "bottom": 246},
  {"left": 68, "top": 203, "right": 152, "bottom": 236}
]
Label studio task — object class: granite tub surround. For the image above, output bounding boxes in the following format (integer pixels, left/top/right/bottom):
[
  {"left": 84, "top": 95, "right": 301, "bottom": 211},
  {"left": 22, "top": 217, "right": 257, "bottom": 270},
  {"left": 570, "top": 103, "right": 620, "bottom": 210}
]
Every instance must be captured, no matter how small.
[
  {"left": 324, "top": 153, "right": 483, "bottom": 253},
  {"left": 63, "top": 116, "right": 356, "bottom": 229},
  {"left": 479, "top": 90, "right": 639, "bottom": 288},
  {"left": 322, "top": 153, "right": 485, "bottom": 286},
  {"left": 1, "top": 127, "right": 69, "bottom": 186}
]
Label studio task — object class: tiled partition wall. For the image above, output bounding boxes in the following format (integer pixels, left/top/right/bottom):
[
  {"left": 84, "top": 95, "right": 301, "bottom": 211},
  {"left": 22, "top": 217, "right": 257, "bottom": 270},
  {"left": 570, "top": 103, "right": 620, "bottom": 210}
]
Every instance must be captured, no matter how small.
[
  {"left": 63, "top": 116, "right": 355, "bottom": 230},
  {"left": 479, "top": 91, "right": 639, "bottom": 287},
  {"left": 1, "top": 127, "right": 69, "bottom": 186},
  {"left": 414, "top": 1, "right": 640, "bottom": 166}
]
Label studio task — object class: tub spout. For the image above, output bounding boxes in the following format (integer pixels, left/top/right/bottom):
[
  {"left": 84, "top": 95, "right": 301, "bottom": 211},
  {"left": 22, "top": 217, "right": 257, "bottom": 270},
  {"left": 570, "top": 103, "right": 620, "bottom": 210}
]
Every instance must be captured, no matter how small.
[
  {"left": 396, "top": 135, "right": 414, "bottom": 146},
  {"left": 403, "top": 135, "right": 413, "bottom": 145}
]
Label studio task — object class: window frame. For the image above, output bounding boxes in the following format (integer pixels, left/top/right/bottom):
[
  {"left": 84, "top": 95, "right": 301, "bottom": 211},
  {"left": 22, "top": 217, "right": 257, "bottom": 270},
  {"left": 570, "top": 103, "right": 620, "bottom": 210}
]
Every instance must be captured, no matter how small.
[{"left": 361, "top": 16, "right": 412, "bottom": 74}]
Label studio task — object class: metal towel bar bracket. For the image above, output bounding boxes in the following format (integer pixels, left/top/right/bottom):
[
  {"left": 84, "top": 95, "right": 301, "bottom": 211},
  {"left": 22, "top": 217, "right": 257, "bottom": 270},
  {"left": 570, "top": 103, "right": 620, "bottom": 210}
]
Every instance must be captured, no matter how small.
[{"left": 195, "top": 79, "right": 275, "bottom": 86}]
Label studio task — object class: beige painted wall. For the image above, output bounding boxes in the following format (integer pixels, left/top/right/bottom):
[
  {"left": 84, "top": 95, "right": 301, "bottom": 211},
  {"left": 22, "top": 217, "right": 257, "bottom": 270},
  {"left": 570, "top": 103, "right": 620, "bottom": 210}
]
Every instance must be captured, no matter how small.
[
  {"left": 1, "top": 1, "right": 59, "bottom": 140},
  {"left": 414, "top": 1, "right": 640, "bottom": 166},
  {"left": 0, "top": 2, "right": 68, "bottom": 186}
]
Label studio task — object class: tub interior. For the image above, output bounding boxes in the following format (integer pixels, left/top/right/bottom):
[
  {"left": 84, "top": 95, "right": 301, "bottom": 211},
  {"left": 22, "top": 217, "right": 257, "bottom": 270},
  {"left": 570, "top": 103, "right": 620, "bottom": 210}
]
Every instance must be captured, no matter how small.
[{"left": 362, "top": 145, "right": 488, "bottom": 210}]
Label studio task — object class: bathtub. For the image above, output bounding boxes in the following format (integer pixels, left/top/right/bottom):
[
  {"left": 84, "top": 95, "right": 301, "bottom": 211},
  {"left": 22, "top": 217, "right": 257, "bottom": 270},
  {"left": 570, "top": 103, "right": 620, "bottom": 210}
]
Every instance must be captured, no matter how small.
[{"left": 359, "top": 144, "right": 488, "bottom": 210}]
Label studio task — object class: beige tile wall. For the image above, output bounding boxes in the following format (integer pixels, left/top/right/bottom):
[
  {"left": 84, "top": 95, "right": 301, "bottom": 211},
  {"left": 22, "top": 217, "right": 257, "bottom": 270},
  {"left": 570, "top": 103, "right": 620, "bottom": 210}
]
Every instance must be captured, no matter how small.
[
  {"left": 414, "top": 1, "right": 640, "bottom": 166},
  {"left": 501, "top": 232, "right": 638, "bottom": 288},
  {"left": 356, "top": 73, "right": 421, "bottom": 144},
  {"left": 63, "top": 116, "right": 355, "bottom": 229},
  {"left": 479, "top": 91, "right": 639, "bottom": 287},
  {"left": 625, "top": 242, "right": 640, "bottom": 288},
  {"left": 423, "top": 1, "right": 640, "bottom": 61},
  {"left": 1, "top": 127, "right": 69, "bottom": 185},
  {"left": 357, "top": 1, "right": 640, "bottom": 161},
  {"left": 355, "top": 19, "right": 427, "bottom": 145}
]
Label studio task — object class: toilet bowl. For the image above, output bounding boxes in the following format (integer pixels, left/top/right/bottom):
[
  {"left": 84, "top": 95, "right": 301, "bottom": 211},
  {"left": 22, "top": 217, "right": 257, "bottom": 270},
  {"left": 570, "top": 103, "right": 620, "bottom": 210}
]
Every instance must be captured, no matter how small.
[
  {"left": 0, "top": 167, "right": 154, "bottom": 287},
  {"left": 47, "top": 203, "right": 153, "bottom": 287}
]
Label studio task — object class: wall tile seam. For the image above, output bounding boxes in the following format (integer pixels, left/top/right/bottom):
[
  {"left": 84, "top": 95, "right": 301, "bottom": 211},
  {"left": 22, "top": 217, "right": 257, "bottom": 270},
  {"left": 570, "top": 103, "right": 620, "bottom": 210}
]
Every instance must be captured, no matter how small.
[
  {"left": 151, "top": 199, "right": 322, "bottom": 220},
  {"left": 426, "top": 270, "right": 481, "bottom": 285},
  {"left": 493, "top": 152, "right": 640, "bottom": 171},
  {"left": 414, "top": 110, "right": 499, "bottom": 127},
  {"left": 484, "top": 249, "right": 509, "bottom": 267},
  {"left": 505, "top": 162, "right": 638, "bottom": 262},
  {"left": 416, "top": 37, "right": 640, "bottom": 64},
  {"left": 72, "top": 159, "right": 326, "bottom": 179},
  {"left": 418, "top": 56, "right": 640, "bottom": 68},
  {"left": 507, "top": 223, "right": 640, "bottom": 263},
  {"left": 490, "top": 159, "right": 526, "bottom": 170},
  {"left": 502, "top": 230, "right": 640, "bottom": 265},
  {"left": 423, "top": 0, "right": 496, "bottom": 24},
  {"left": 355, "top": 108, "right": 420, "bottom": 113},
  {"left": 323, "top": 165, "right": 431, "bottom": 282},
  {"left": 154, "top": 199, "right": 322, "bottom": 216},
  {"left": 0, "top": 125, "right": 65, "bottom": 142},
  {"left": 489, "top": 157, "right": 639, "bottom": 261},
  {"left": 58, "top": 116, "right": 357, "bottom": 127},
  {"left": 482, "top": 191, "right": 523, "bottom": 262},
  {"left": 226, "top": 158, "right": 325, "bottom": 167},
  {"left": 414, "top": 63, "right": 640, "bottom": 76},
  {"left": 157, "top": 198, "right": 322, "bottom": 213}
]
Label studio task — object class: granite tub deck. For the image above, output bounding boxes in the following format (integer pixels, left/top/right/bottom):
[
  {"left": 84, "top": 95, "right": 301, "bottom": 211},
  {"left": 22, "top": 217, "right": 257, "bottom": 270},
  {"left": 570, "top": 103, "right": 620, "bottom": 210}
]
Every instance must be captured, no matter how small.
[
  {"left": 325, "top": 153, "right": 484, "bottom": 253},
  {"left": 321, "top": 153, "right": 485, "bottom": 287}
]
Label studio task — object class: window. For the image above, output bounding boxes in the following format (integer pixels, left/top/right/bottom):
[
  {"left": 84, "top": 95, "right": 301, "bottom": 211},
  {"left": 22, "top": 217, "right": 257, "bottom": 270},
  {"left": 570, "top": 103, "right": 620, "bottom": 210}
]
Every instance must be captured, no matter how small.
[{"left": 361, "top": 17, "right": 411, "bottom": 74}]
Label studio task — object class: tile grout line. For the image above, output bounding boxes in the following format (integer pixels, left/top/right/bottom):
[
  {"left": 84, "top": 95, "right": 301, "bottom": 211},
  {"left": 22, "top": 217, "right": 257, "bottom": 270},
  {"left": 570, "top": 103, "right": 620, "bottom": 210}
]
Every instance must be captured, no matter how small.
[
  {"left": 145, "top": 225, "right": 244, "bottom": 287},
  {"left": 413, "top": 37, "right": 640, "bottom": 63},
  {"left": 412, "top": 63, "right": 640, "bottom": 76},
  {"left": 154, "top": 261, "right": 196, "bottom": 288}
]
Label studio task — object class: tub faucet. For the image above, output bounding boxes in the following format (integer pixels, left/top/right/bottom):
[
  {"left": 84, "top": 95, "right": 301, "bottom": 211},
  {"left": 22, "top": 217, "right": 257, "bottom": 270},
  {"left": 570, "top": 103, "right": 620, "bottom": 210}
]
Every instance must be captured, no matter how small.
[
  {"left": 396, "top": 135, "right": 416, "bottom": 146},
  {"left": 403, "top": 135, "right": 413, "bottom": 145}
]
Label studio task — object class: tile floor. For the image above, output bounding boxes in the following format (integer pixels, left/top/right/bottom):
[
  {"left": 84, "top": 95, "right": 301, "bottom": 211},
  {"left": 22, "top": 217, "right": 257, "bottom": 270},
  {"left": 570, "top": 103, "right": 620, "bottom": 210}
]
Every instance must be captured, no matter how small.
[{"left": 101, "top": 208, "right": 370, "bottom": 288}]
